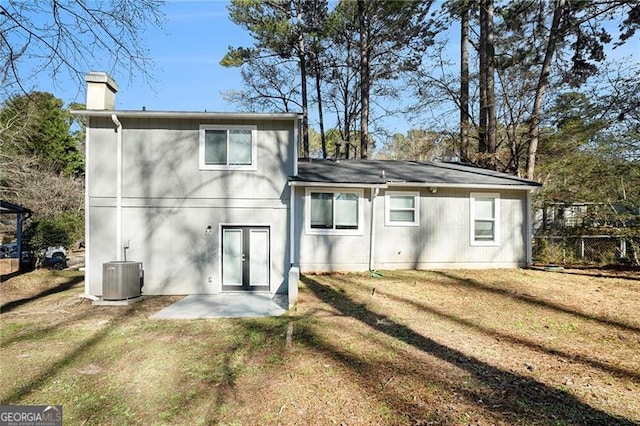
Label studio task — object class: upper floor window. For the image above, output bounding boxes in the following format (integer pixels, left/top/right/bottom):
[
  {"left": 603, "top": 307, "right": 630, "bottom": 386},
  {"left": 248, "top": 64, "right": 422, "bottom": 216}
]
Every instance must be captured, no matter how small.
[
  {"left": 199, "top": 125, "right": 257, "bottom": 170},
  {"left": 306, "top": 188, "right": 363, "bottom": 235},
  {"left": 385, "top": 191, "right": 420, "bottom": 226},
  {"left": 470, "top": 192, "right": 500, "bottom": 246}
]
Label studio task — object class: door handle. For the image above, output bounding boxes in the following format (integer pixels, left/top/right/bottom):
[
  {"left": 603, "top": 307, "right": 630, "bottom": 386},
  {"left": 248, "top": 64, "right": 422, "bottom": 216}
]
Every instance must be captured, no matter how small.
[{"left": 242, "top": 253, "right": 246, "bottom": 262}]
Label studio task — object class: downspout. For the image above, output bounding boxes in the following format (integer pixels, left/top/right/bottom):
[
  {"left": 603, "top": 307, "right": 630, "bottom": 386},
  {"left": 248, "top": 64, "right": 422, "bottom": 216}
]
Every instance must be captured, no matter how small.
[
  {"left": 369, "top": 187, "right": 379, "bottom": 272},
  {"left": 289, "top": 184, "right": 296, "bottom": 266},
  {"left": 526, "top": 189, "right": 533, "bottom": 265},
  {"left": 111, "top": 114, "right": 123, "bottom": 261},
  {"left": 287, "top": 183, "right": 300, "bottom": 308},
  {"left": 84, "top": 121, "right": 91, "bottom": 295},
  {"left": 293, "top": 116, "right": 299, "bottom": 176}
]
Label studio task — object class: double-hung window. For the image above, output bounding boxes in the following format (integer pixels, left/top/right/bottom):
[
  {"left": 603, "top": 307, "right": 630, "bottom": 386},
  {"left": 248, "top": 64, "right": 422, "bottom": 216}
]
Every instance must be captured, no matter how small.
[
  {"left": 307, "top": 189, "right": 362, "bottom": 234},
  {"left": 199, "top": 125, "right": 257, "bottom": 170},
  {"left": 470, "top": 193, "right": 500, "bottom": 246},
  {"left": 385, "top": 191, "right": 420, "bottom": 226}
]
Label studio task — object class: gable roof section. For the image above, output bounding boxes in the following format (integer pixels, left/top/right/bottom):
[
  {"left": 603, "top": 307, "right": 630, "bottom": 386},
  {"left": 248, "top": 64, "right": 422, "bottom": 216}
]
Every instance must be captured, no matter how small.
[{"left": 291, "top": 159, "right": 541, "bottom": 189}]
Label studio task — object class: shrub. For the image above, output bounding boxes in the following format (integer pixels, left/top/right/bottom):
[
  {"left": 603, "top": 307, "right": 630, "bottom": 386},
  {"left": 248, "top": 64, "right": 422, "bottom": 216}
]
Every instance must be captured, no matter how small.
[{"left": 25, "top": 212, "right": 84, "bottom": 250}]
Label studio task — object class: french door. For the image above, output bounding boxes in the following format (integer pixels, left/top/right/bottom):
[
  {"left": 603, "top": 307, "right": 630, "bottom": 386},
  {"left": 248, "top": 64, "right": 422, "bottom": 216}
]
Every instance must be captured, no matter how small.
[{"left": 221, "top": 226, "right": 270, "bottom": 291}]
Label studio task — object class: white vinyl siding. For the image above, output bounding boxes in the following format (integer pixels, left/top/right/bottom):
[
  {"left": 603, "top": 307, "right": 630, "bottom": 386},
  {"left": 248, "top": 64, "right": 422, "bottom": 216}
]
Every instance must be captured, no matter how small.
[
  {"left": 199, "top": 125, "right": 257, "bottom": 170},
  {"left": 470, "top": 192, "right": 500, "bottom": 246},
  {"left": 306, "top": 188, "right": 363, "bottom": 235},
  {"left": 385, "top": 191, "right": 420, "bottom": 226}
]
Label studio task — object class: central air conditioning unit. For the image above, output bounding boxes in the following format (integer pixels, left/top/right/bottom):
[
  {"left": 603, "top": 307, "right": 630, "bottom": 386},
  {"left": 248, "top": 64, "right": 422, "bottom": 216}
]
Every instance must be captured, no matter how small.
[{"left": 102, "top": 261, "right": 144, "bottom": 300}]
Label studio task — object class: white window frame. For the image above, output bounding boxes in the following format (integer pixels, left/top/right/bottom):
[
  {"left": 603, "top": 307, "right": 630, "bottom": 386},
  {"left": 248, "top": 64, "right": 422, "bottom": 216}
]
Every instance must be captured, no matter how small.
[
  {"left": 385, "top": 191, "right": 420, "bottom": 227},
  {"left": 199, "top": 125, "right": 258, "bottom": 170},
  {"left": 305, "top": 188, "right": 364, "bottom": 235},
  {"left": 470, "top": 192, "right": 500, "bottom": 246}
]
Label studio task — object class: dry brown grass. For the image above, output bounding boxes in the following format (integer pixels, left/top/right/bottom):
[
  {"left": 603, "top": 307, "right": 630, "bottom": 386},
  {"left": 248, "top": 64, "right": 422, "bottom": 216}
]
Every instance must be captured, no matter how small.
[{"left": 1, "top": 268, "right": 639, "bottom": 425}]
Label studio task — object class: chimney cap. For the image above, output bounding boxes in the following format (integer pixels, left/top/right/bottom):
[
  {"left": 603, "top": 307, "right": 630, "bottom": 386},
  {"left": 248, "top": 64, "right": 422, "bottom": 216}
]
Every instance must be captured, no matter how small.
[{"left": 85, "top": 71, "right": 119, "bottom": 92}]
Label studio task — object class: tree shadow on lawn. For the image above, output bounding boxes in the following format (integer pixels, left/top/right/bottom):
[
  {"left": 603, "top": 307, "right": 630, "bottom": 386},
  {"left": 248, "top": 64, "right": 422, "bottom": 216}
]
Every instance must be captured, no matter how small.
[
  {"left": 432, "top": 271, "right": 640, "bottom": 334},
  {"left": 0, "top": 274, "right": 84, "bottom": 314},
  {"left": 300, "top": 275, "right": 636, "bottom": 426},
  {"left": 0, "top": 304, "right": 136, "bottom": 405},
  {"left": 372, "top": 285, "right": 640, "bottom": 381},
  {"left": 3, "top": 306, "right": 246, "bottom": 425}
]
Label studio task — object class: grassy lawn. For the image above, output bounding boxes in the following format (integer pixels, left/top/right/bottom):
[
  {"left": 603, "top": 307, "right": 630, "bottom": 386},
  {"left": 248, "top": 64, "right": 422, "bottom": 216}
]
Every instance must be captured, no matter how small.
[{"left": 1, "top": 268, "right": 639, "bottom": 425}]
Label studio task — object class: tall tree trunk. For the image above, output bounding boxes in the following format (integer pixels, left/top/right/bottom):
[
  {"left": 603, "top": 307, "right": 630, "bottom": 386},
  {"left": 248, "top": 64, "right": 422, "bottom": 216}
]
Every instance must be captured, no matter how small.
[
  {"left": 478, "top": 0, "right": 488, "bottom": 154},
  {"left": 343, "top": 53, "right": 350, "bottom": 160},
  {"left": 526, "top": 0, "right": 565, "bottom": 180},
  {"left": 298, "top": 8, "right": 310, "bottom": 158},
  {"left": 486, "top": 0, "right": 496, "bottom": 168},
  {"left": 479, "top": 0, "right": 496, "bottom": 168},
  {"left": 358, "top": 0, "right": 369, "bottom": 159},
  {"left": 314, "top": 58, "right": 327, "bottom": 159},
  {"left": 460, "top": 0, "right": 470, "bottom": 163}
]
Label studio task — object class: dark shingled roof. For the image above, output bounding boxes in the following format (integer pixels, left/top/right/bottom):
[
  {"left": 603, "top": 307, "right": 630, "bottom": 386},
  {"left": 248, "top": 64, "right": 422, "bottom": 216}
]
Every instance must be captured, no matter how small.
[{"left": 291, "top": 159, "right": 541, "bottom": 188}]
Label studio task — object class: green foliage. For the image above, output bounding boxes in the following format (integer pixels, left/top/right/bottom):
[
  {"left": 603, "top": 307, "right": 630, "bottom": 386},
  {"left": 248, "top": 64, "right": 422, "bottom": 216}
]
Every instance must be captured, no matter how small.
[
  {"left": 0, "top": 92, "right": 84, "bottom": 177},
  {"left": 24, "top": 212, "right": 84, "bottom": 250},
  {"left": 377, "top": 129, "right": 456, "bottom": 161},
  {"left": 225, "top": 0, "right": 301, "bottom": 62},
  {"left": 534, "top": 238, "right": 574, "bottom": 265},
  {"left": 220, "top": 46, "right": 256, "bottom": 67},
  {"left": 535, "top": 85, "right": 640, "bottom": 266},
  {"left": 309, "top": 127, "right": 342, "bottom": 158},
  {"left": 538, "top": 89, "right": 639, "bottom": 204},
  {"left": 1, "top": 91, "right": 85, "bottom": 250}
]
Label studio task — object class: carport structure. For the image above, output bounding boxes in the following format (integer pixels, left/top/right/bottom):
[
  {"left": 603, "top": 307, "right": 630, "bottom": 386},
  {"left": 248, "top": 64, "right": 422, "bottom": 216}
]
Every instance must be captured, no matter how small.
[{"left": 0, "top": 200, "right": 33, "bottom": 272}]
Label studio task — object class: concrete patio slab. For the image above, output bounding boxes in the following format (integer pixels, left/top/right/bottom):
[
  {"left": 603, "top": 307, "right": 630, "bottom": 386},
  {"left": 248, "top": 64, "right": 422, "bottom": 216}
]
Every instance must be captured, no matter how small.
[{"left": 150, "top": 293, "right": 288, "bottom": 319}]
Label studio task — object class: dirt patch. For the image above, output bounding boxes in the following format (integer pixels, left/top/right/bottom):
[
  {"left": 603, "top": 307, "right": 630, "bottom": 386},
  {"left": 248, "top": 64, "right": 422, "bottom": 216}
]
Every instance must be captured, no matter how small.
[{"left": 1, "top": 268, "right": 639, "bottom": 425}]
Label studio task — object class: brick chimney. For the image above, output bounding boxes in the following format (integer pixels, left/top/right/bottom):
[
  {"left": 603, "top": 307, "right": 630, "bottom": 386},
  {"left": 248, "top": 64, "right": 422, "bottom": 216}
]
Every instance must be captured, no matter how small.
[{"left": 85, "top": 71, "right": 118, "bottom": 110}]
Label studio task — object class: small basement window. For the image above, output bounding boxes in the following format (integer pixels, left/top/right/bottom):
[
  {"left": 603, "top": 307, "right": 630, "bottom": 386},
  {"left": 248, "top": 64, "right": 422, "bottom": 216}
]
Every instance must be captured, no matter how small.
[
  {"left": 306, "top": 188, "right": 363, "bottom": 235},
  {"left": 199, "top": 125, "right": 257, "bottom": 170},
  {"left": 470, "top": 192, "right": 500, "bottom": 246},
  {"left": 385, "top": 191, "right": 420, "bottom": 226}
]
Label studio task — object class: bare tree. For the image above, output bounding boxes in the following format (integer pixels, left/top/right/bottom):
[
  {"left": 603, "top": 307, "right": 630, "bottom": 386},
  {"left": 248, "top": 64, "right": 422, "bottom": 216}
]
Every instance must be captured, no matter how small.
[
  {"left": 1, "top": 95, "right": 83, "bottom": 216},
  {"left": 525, "top": 0, "right": 565, "bottom": 180},
  {"left": 0, "top": 0, "right": 165, "bottom": 95},
  {"left": 222, "top": 59, "right": 302, "bottom": 113}
]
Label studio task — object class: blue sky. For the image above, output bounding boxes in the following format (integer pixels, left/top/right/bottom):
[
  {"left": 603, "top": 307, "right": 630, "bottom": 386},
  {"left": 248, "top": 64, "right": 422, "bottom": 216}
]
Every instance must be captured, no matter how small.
[
  {"left": 26, "top": 1, "right": 256, "bottom": 112},
  {"left": 14, "top": 0, "right": 414, "bottom": 136},
  {"left": 9, "top": 0, "right": 639, "bottom": 139},
  {"left": 114, "top": 1, "right": 253, "bottom": 112}
]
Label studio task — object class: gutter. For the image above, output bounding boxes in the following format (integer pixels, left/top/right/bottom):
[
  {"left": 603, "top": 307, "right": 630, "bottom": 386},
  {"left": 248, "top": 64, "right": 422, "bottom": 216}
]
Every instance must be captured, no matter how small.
[
  {"left": 111, "top": 114, "right": 123, "bottom": 261},
  {"left": 72, "top": 109, "right": 303, "bottom": 121},
  {"left": 289, "top": 181, "right": 540, "bottom": 191},
  {"left": 289, "top": 181, "right": 387, "bottom": 189},
  {"left": 385, "top": 182, "right": 541, "bottom": 190}
]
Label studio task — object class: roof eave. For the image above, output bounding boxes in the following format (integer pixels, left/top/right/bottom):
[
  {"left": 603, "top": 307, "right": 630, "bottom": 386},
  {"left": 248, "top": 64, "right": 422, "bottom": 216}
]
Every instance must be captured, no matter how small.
[
  {"left": 70, "top": 109, "right": 303, "bottom": 121},
  {"left": 387, "top": 182, "right": 542, "bottom": 190},
  {"left": 289, "top": 180, "right": 540, "bottom": 190},
  {"left": 289, "top": 181, "right": 386, "bottom": 188}
]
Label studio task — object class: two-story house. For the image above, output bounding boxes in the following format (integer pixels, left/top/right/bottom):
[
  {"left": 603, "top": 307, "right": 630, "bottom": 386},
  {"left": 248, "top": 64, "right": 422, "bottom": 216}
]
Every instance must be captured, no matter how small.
[{"left": 75, "top": 73, "right": 541, "bottom": 306}]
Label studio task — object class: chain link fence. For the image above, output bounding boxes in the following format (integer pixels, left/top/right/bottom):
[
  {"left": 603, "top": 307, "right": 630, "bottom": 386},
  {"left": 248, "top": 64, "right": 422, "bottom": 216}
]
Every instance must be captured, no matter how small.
[{"left": 533, "top": 235, "right": 630, "bottom": 265}]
